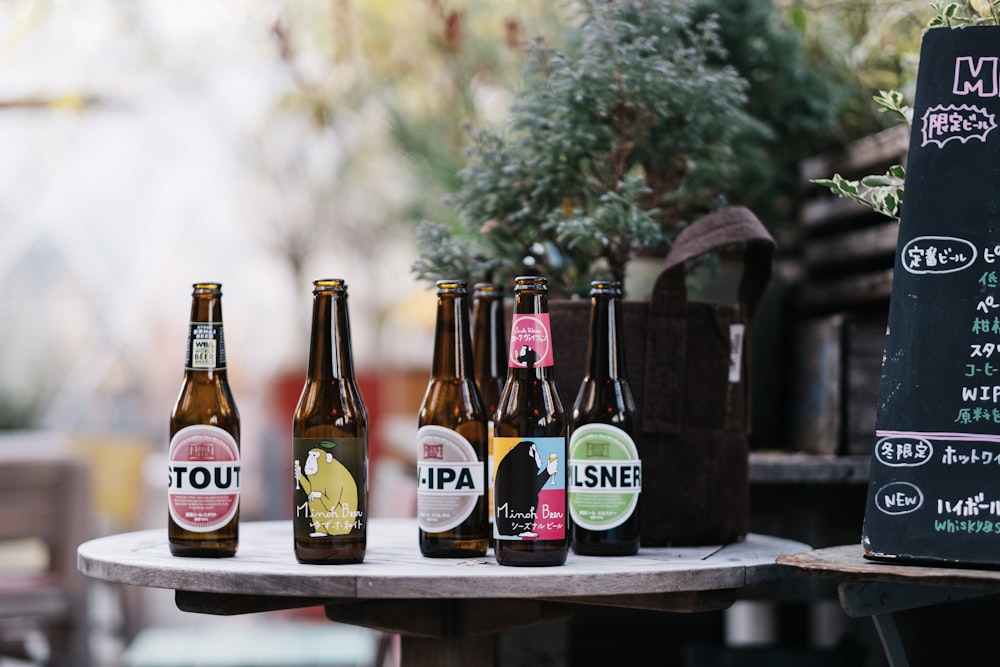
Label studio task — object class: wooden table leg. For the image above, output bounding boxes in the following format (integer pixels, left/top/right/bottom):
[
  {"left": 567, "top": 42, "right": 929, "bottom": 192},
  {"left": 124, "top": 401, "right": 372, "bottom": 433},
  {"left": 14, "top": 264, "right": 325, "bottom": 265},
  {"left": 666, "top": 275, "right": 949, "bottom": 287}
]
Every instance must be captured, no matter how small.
[
  {"left": 838, "top": 580, "right": 997, "bottom": 667},
  {"left": 323, "top": 598, "right": 572, "bottom": 638},
  {"left": 324, "top": 598, "right": 570, "bottom": 666},
  {"left": 401, "top": 634, "right": 495, "bottom": 667},
  {"left": 872, "top": 614, "right": 909, "bottom": 667}
]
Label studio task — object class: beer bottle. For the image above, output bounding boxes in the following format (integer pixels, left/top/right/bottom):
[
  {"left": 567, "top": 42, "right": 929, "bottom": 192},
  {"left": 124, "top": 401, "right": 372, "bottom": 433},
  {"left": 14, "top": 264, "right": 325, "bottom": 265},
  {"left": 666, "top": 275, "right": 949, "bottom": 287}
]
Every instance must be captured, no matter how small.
[
  {"left": 292, "top": 279, "right": 368, "bottom": 564},
  {"left": 417, "top": 280, "right": 489, "bottom": 557},
  {"left": 168, "top": 282, "right": 241, "bottom": 557},
  {"left": 493, "top": 276, "right": 568, "bottom": 566},
  {"left": 569, "top": 280, "right": 641, "bottom": 556},
  {"left": 471, "top": 282, "right": 506, "bottom": 544}
]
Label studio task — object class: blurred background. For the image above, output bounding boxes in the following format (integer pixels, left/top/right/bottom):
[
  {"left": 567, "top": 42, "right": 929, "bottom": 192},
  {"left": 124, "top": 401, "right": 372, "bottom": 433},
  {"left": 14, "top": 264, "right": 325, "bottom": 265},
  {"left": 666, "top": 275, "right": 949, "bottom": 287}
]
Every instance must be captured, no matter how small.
[{"left": 0, "top": 0, "right": 937, "bottom": 665}]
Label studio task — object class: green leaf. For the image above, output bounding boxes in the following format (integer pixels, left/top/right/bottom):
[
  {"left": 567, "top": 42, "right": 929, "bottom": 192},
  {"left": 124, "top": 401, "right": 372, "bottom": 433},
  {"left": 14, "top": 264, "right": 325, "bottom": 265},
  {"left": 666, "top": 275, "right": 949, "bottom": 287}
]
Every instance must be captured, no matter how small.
[{"left": 861, "top": 175, "right": 894, "bottom": 187}]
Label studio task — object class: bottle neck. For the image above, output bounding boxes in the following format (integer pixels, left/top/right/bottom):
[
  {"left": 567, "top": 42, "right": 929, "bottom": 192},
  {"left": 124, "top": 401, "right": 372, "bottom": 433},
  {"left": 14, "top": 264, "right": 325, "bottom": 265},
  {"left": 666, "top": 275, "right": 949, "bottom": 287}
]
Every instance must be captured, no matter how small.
[
  {"left": 507, "top": 288, "right": 554, "bottom": 380},
  {"left": 586, "top": 293, "right": 625, "bottom": 381},
  {"left": 184, "top": 290, "right": 228, "bottom": 378},
  {"left": 307, "top": 291, "right": 356, "bottom": 381},
  {"left": 432, "top": 293, "right": 474, "bottom": 378},
  {"left": 472, "top": 293, "right": 505, "bottom": 380}
]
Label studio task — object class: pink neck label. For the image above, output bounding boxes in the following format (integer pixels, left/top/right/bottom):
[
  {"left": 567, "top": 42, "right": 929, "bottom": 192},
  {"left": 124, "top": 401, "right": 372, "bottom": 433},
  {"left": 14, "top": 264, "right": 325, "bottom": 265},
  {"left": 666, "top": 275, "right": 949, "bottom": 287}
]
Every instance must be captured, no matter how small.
[{"left": 509, "top": 313, "right": 554, "bottom": 368}]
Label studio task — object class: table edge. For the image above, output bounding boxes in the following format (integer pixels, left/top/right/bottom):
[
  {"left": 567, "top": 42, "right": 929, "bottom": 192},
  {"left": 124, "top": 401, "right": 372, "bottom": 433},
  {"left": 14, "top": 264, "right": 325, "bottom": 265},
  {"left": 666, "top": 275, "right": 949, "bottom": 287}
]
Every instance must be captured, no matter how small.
[
  {"left": 779, "top": 543, "right": 1000, "bottom": 591},
  {"left": 79, "top": 520, "right": 809, "bottom": 602}
]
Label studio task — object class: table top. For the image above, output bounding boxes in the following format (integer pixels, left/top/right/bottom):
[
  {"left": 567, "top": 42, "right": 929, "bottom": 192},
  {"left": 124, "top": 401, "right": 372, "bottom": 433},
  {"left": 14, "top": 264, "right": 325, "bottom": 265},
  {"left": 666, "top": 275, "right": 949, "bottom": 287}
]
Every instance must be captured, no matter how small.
[
  {"left": 780, "top": 543, "right": 1000, "bottom": 591},
  {"left": 78, "top": 519, "right": 808, "bottom": 604},
  {"left": 780, "top": 543, "right": 1000, "bottom": 619}
]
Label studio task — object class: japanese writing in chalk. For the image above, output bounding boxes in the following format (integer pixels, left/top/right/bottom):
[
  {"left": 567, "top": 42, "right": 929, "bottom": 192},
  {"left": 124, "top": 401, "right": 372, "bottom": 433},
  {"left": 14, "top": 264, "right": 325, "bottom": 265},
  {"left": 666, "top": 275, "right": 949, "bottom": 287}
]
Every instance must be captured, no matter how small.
[
  {"left": 953, "top": 407, "right": 1000, "bottom": 424},
  {"left": 970, "top": 318, "right": 1000, "bottom": 334},
  {"left": 965, "top": 363, "right": 999, "bottom": 376},
  {"left": 921, "top": 104, "right": 997, "bottom": 148},
  {"left": 901, "top": 236, "right": 977, "bottom": 274},
  {"left": 976, "top": 295, "right": 1000, "bottom": 313},
  {"left": 941, "top": 445, "right": 1000, "bottom": 465},
  {"left": 876, "top": 438, "right": 933, "bottom": 466},
  {"left": 937, "top": 492, "right": 1000, "bottom": 516},
  {"left": 954, "top": 268, "right": 1000, "bottom": 423},
  {"left": 971, "top": 343, "right": 1000, "bottom": 357}
]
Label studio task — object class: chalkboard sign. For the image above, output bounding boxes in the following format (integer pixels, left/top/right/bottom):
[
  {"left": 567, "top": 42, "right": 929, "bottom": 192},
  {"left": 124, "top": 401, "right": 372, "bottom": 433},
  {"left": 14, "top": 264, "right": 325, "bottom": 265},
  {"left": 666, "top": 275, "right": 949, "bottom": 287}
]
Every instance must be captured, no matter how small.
[{"left": 863, "top": 25, "right": 1000, "bottom": 566}]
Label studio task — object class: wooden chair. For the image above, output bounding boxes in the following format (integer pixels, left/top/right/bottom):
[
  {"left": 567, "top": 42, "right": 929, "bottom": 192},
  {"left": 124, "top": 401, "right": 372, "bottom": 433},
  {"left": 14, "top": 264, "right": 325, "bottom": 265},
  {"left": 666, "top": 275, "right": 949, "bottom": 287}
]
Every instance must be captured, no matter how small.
[{"left": 0, "top": 455, "right": 91, "bottom": 666}]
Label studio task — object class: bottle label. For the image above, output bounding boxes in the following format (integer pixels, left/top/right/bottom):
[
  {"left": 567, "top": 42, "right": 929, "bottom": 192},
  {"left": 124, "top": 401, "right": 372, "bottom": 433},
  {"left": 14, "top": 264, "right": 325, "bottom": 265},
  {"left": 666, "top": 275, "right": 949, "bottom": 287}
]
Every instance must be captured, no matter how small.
[
  {"left": 293, "top": 438, "right": 366, "bottom": 538},
  {"left": 509, "top": 313, "right": 554, "bottom": 368},
  {"left": 185, "top": 322, "right": 227, "bottom": 370},
  {"left": 493, "top": 436, "right": 565, "bottom": 541},
  {"left": 487, "top": 420, "right": 495, "bottom": 529},
  {"left": 416, "top": 425, "right": 485, "bottom": 533},
  {"left": 568, "top": 424, "right": 641, "bottom": 531},
  {"left": 168, "top": 425, "right": 240, "bottom": 533},
  {"left": 729, "top": 323, "right": 745, "bottom": 383}
]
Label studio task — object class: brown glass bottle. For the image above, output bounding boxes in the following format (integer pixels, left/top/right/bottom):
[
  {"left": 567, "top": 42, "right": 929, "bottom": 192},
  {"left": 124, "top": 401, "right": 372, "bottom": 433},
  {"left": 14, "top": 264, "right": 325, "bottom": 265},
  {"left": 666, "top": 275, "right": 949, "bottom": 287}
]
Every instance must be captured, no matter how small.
[
  {"left": 471, "top": 282, "right": 506, "bottom": 545},
  {"left": 570, "top": 281, "right": 641, "bottom": 556},
  {"left": 493, "top": 276, "right": 568, "bottom": 566},
  {"left": 292, "top": 279, "right": 368, "bottom": 564},
  {"left": 417, "top": 280, "right": 489, "bottom": 557},
  {"left": 168, "top": 283, "right": 241, "bottom": 558}
]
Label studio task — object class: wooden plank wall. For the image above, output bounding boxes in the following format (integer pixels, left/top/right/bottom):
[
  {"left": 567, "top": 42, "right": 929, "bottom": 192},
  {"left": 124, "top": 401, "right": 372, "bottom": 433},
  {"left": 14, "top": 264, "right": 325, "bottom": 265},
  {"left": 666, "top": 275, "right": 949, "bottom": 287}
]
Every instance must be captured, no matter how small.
[{"left": 789, "top": 125, "right": 908, "bottom": 455}]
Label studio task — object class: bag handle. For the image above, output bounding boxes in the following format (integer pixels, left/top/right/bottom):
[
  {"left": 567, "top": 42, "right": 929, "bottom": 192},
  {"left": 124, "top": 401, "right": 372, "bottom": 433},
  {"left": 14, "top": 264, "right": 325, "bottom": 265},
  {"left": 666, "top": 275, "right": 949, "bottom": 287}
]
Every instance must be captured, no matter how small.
[
  {"left": 642, "top": 206, "right": 775, "bottom": 435},
  {"left": 652, "top": 206, "right": 775, "bottom": 320}
]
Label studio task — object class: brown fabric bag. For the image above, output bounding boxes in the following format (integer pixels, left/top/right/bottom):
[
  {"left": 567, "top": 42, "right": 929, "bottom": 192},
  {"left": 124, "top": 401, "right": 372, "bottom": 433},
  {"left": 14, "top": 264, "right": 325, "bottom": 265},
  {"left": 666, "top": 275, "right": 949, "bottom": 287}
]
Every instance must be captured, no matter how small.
[{"left": 551, "top": 206, "right": 774, "bottom": 546}]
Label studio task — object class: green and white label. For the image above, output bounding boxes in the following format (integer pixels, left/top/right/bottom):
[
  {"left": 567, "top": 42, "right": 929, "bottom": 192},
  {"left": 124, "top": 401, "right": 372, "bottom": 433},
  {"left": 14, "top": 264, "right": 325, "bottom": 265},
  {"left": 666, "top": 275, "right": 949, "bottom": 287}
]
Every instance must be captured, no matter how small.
[{"left": 568, "top": 423, "right": 641, "bottom": 531}]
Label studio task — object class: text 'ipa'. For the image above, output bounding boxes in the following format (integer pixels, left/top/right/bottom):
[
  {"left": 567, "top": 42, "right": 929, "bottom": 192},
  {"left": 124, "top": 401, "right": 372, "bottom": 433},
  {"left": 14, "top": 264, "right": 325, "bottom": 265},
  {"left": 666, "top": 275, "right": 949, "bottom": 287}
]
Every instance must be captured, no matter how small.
[{"left": 417, "top": 280, "right": 489, "bottom": 556}]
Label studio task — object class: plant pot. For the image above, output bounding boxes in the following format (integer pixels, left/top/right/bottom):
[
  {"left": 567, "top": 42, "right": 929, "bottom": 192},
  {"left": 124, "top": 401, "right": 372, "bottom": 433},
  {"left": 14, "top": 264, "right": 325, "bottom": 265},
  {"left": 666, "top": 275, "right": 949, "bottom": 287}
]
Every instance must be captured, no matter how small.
[{"left": 551, "top": 207, "right": 775, "bottom": 546}]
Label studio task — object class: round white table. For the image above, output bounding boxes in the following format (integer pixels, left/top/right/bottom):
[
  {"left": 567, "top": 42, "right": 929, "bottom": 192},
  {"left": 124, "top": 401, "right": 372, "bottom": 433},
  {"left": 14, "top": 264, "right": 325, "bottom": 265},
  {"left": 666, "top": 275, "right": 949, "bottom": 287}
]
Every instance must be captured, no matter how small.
[{"left": 79, "top": 519, "right": 809, "bottom": 666}]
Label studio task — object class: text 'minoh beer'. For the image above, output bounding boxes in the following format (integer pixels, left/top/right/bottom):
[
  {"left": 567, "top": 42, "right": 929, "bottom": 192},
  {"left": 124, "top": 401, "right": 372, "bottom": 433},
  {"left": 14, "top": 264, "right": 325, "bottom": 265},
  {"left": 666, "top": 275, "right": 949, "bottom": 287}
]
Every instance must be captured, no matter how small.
[
  {"left": 168, "top": 282, "right": 241, "bottom": 557},
  {"left": 293, "top": 279, "right": 368, "bottom": 564},
  {"left": 570, "top": 280, "right": 641, "bottom": 555},
  {"left": 417, "top": 280, "right": 489, "bottom": 557},
  {"left": 493, "top": 275, "right": 568, "bottom": 566}
]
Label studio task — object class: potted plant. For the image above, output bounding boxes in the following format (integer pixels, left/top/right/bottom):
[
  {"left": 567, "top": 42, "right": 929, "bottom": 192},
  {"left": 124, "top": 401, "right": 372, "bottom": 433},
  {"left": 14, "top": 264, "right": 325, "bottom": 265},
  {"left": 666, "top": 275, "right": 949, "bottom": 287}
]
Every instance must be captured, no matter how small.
[
  {"left": 410, "top": 0, "right": 850, "bottom": 545},
  {"left": 411, "top": 0, "right": 848, "bottom": 298}
]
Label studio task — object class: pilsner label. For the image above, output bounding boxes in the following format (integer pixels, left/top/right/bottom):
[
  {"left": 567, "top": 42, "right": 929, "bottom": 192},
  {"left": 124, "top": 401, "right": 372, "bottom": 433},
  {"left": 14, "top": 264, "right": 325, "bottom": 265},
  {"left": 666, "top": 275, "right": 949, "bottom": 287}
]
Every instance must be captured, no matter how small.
[
  {"left": 568, "top": 423, "right": 641, "bottom": 531},
  {"left": 168, "top": 424, "right": 240, "bottom": 533},
  {"left": 293, "top": 438, "right": 365, "bottom": 538},
  {"left": 493, "top": 436, "right": 565, "bottom": 541},
  {"left": 416, "top": 425, "right": 485, "bottom": 533}
]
